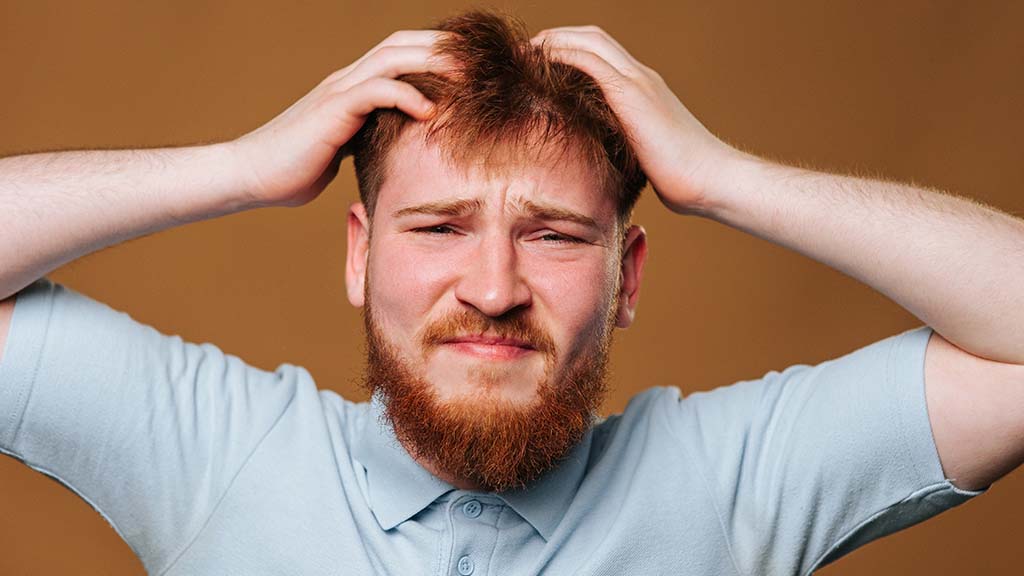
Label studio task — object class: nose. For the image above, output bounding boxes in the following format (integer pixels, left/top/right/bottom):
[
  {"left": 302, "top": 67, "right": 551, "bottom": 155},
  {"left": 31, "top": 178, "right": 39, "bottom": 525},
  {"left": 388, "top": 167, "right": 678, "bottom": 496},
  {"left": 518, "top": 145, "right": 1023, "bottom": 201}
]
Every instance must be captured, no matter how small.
[{"left": 454, "top": 233, "right": 532, "bottom": 318}]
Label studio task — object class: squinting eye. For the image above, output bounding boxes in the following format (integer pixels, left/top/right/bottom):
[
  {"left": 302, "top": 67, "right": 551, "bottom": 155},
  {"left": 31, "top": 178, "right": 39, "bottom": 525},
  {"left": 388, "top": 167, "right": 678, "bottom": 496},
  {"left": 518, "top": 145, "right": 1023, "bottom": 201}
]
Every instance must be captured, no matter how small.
[
  {"left": 414, "top": 225, "right": 457, "bottom": 235},
  {"left": 410, "top": 226, "right": 584, "bottom": 243},
  {"left": 539, "top": 232, "right": 585, "bottom": 244}
]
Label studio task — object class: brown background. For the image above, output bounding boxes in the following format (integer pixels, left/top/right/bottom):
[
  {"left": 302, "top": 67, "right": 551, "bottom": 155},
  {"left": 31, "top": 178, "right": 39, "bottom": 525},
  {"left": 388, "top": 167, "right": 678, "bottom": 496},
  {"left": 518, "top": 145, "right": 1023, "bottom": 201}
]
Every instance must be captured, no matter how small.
[{"left": 2, "top": 0, "right": 1022, "bottom": 573}]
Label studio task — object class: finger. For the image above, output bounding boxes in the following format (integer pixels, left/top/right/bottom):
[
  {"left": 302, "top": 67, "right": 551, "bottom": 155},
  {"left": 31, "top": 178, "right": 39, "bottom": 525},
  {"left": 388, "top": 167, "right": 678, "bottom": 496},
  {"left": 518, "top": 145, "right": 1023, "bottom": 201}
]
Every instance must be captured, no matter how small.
[
  {"left": 534, "top": 29, "right": 635, "bottom": 74},
  {"left": 533, "top": 24, "right": 623, "bottom": 39},
  {"left": 323, "top": 30, "right": 450, "bottom": 84},
  {"left": 375, "top": 29, "right": 450, "bottom": 48},
  {"left": 532, "top": 28, "right": 640, "bottom": 74},
  {"left": 351, "top": 30, "right": 450, "bottom": 72},
  {"left": 534, "top": 24, "right": 624, "bottom": 46},
  {"left": 334, "top": 77, "right": 436, "bottom": 122},
  {"left": 544, "top": 46, "right": 627, "bottom": 94},
  {"left": 327, "top": 45, "right": 454, "bottom": 93}
]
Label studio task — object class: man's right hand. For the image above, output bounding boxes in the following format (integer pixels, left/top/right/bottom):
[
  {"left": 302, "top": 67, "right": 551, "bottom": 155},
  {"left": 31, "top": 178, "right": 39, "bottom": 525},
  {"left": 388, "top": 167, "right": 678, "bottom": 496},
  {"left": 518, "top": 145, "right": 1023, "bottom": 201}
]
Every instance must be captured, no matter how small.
[{"left": 228, "top": 30, "right": 450, "bottom": 209}]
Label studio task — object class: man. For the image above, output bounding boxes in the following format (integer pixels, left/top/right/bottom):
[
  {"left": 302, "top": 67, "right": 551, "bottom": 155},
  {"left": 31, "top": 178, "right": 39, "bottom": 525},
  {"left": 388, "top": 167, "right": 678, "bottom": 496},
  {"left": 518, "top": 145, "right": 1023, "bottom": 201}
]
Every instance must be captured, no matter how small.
[{"left": 0, "top": 9, "right": 1021, "bottom": 575}]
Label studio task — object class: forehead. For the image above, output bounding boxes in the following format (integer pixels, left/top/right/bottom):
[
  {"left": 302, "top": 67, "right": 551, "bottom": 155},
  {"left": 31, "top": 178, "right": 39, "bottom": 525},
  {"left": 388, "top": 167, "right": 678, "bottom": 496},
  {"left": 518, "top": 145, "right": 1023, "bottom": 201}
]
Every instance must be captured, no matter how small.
[{"left": 375, "top": 125, "right": 617, "bottom": 221}]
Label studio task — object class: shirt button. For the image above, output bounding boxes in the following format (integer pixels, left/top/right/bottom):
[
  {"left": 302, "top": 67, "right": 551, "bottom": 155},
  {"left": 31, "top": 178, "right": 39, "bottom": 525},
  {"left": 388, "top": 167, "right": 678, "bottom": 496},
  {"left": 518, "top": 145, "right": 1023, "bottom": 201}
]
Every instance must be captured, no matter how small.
[
  {"left": 462, "top": 499, "right": 482, "bottom": 518},
  {"left": 457, "top": 555, "right": 475, "bottom": 575}
]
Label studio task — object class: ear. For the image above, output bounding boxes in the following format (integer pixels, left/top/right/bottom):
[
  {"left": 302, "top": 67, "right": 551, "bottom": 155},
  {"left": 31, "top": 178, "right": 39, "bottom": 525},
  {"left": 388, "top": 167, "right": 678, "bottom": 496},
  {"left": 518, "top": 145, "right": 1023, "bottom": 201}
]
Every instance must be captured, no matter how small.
[
  {"left": 616, "top": 224, "right": 648, "bottom": 329},
  {"left": 346, "top": 202, "right": 371, "bottom": 307}
]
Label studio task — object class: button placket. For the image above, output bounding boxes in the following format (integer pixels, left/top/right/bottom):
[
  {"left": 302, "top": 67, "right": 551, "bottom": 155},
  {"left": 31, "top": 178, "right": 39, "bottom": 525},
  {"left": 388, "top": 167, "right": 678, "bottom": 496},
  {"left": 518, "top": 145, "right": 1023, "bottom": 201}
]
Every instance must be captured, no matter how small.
[{"left": 449, "top": 494, "right": 498, "bottom": 576}]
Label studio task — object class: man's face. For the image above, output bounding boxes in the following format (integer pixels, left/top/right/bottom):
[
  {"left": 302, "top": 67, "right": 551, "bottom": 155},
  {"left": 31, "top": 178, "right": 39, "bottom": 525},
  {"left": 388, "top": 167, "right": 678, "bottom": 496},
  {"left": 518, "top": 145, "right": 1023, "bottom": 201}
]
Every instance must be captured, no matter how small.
[{"left": 346, "top": 127, "right": 646, "bottom": 491}]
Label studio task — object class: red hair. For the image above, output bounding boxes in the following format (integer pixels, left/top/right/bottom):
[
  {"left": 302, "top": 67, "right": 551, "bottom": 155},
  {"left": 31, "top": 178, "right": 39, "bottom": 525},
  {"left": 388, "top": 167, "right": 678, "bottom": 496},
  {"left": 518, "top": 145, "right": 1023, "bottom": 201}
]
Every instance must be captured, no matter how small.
[{"left": 346, "top": 9, "right": 647, "bottom": 229}]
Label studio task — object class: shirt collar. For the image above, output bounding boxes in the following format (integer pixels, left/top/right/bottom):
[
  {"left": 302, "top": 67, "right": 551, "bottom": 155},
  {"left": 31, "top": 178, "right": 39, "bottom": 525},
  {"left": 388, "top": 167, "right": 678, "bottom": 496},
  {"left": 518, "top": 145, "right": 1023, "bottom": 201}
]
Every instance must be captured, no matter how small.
[
  {"left": 351, "top": 393, "right": 595, "bottom": 541},
  {"left": 351, "top": 394, "right": 454, "bottom": 531},
  {"left": 495, "top": 420, "right": 594, "bottom": 541}
]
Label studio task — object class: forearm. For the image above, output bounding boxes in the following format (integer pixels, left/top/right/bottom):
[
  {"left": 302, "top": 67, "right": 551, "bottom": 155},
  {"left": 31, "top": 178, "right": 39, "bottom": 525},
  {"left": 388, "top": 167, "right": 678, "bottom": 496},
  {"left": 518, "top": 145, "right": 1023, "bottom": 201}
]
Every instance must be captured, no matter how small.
[
  {"left": 0, "top": 143, "right": 253, "bottom": 300},
  {"left": 701, "top": 152, "right": 1024, "bottom": 364}
]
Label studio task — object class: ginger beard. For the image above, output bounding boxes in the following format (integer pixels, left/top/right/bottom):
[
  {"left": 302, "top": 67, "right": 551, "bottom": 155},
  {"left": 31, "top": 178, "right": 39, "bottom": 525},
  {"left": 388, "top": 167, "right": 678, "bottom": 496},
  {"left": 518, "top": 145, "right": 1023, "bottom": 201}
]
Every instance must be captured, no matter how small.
[{"left": 361, "top": 274, "right": 620, "bottom": 493}]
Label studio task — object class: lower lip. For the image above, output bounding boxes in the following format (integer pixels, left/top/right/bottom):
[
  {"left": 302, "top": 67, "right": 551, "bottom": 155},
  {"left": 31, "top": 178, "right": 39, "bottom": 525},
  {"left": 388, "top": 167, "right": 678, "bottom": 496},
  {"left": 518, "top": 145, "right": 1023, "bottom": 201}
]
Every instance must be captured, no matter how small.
[{"left": 445, "top": 342, "right": 535, "bottom": 360}]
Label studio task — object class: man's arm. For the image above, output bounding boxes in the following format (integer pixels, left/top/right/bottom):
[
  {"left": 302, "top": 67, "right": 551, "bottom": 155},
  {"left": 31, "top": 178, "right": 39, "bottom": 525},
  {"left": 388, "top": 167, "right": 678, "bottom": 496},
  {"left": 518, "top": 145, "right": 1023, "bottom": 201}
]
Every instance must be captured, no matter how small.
[
  {"left": 537, "top": 26, "right": 1024, "bottom": 492},
  {"left": 0, "top": 144, "right": 247, "bottom": 371},
  {"left": 0, "top": 30, "right": 446, "bottom": 303},
  {"left": 702, "top": 157, "right": 1024, "bottom": 366},
  {"left": 699, "top": 153, "right": 1024, "bottom": 492},
  {"left": 0, "top": 145, "right": 251, "bottom": 301}
]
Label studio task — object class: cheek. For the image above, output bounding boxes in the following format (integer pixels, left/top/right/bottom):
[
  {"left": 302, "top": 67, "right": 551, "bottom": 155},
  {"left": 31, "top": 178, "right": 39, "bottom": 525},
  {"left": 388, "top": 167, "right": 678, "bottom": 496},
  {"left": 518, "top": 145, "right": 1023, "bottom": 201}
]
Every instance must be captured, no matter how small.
[
  {"left": 368, "top": 239, "right": 457, "bottom": 333},
  {"left": 522, "top": 256, "right": 616, "bottom": 345}
]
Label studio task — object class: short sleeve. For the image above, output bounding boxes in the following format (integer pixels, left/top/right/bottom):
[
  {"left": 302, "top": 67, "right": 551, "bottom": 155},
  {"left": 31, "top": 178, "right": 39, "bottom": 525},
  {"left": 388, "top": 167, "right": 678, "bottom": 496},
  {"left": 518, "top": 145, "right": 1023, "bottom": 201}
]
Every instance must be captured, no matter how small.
[
  {"left": 665, "top": 325, "right": 987, "bottom": 576},
  {"left": 0, "top": 278, "right": 301, "bottom": 573}
]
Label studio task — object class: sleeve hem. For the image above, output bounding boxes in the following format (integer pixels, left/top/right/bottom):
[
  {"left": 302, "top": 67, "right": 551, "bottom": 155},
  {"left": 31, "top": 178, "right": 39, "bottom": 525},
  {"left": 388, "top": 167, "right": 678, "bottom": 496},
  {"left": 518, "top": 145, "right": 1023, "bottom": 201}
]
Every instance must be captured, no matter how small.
[
  {"left": 807, "top": 324, "right": 987, "bottom": 574},
  {"left": 0, "top": 443, "right": 142, "bottom": 561},
  {"left": 809, "top": 479, "right": 982, "bottom": 574},
  {"left": 896, "top": 324, "right": 991, "bottom": 495}
]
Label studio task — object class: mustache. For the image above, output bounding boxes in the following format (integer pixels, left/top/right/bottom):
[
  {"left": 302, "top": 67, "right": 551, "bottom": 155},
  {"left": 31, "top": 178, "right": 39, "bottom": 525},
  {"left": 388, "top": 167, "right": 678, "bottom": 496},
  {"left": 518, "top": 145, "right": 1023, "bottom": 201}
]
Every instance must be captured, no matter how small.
[{"left": 419, "top": 308, "right": 556, "bottom": 355}]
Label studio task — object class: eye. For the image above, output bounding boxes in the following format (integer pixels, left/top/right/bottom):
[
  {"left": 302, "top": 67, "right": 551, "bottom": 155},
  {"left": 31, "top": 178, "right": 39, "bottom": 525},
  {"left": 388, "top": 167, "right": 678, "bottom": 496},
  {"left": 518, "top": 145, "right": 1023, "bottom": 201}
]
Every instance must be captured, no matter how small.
[
  {"left": 537, "top": 231, "right": 586, "bottom": 244},
  {"left": 413, "top": 224, "right": 458, "bottom": 235}
]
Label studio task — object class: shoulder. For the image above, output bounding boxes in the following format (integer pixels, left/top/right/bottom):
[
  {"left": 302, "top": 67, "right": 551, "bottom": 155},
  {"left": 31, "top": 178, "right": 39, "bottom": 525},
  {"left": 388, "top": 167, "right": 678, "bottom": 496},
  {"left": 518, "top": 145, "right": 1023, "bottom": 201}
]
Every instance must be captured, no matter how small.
[{"left": 590, "top": 386, "right": 704, "bottom": 456}]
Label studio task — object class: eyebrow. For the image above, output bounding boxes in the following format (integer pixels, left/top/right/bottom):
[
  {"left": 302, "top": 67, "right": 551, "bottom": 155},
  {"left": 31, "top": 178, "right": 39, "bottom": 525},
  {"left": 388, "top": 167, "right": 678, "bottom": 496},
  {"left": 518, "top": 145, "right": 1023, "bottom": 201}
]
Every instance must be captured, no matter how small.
[
  {"left": 392, "top": 198, "right": 600, "bottom": 231},
  {"left": 393, "top": 198, "right": 485, "bottom": 219}
]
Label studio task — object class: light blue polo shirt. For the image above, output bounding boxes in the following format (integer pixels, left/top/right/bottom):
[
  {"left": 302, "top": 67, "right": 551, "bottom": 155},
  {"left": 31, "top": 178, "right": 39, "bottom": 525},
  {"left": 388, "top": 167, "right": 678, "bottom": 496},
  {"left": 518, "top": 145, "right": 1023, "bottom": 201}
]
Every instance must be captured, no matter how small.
[{"left": 0, "top": 278, "right": 985, "bottom": 575}]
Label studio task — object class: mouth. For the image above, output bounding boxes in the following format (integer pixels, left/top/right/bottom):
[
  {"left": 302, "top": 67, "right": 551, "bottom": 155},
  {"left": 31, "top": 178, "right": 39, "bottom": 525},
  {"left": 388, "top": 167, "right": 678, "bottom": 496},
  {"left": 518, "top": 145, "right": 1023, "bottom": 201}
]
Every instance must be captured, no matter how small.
[{"left": 442, "top": 335, "right": 537, "bottom": 360}]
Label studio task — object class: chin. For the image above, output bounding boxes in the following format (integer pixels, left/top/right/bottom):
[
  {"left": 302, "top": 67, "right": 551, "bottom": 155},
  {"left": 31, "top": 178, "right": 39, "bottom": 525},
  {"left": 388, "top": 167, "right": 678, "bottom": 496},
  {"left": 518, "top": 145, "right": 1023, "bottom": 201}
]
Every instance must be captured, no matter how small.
[
  {"left": 440, "top": 381, "right": 540, "bottom": 407},
  {"left": 433, "top": 375, "right": 541, "bottom": 408}
]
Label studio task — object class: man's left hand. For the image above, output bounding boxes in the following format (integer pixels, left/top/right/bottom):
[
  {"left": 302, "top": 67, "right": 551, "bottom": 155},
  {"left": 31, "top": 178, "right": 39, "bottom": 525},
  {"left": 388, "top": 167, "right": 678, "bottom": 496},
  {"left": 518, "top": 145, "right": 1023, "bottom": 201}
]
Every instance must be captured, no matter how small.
[{"left": 533, "top": 26, "right": 741, "bottom": 216}]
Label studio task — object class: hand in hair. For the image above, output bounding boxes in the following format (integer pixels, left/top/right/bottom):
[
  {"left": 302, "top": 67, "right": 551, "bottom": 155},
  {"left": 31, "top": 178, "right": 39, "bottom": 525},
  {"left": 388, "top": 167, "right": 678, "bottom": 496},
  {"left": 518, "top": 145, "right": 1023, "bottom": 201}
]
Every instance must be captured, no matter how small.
[
  {"left": 228, "top": 31, "right": 451, "bottom": 209},
  {"left": 533, "top": 26, "right": 742, "bottom": 216}
]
